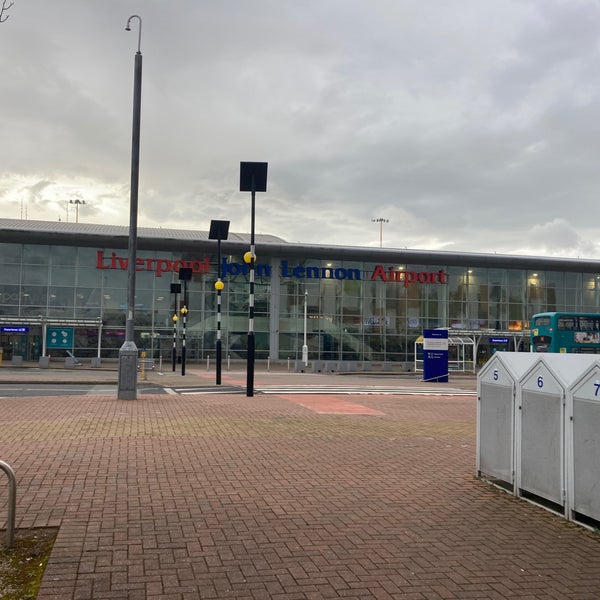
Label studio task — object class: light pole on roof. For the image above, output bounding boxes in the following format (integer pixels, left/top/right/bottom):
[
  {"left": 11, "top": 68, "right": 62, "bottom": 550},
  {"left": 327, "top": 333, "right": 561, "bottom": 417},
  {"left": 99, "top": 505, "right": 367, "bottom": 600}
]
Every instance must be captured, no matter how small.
[
  {"left": 372, "top": 217, "right": 389, "bottom": 248},
  {"left": 69, "top": 199, "right": 86, "bottom": 223}
]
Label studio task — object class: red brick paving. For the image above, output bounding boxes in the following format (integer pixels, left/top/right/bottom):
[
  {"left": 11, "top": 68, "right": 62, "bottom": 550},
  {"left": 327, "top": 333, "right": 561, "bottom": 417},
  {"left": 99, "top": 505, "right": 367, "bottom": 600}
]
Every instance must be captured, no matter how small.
[
  {"left": 280, "top": 395, "right": 385, "bottom": 415},
  {"left": 0, "top": 384, "right": 599, "bottom": 598}
]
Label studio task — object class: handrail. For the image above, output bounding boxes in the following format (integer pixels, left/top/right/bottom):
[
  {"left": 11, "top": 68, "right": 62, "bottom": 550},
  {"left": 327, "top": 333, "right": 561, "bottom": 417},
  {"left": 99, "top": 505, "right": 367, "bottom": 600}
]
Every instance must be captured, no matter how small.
[{"left": 0, "top": 460, "right": 16, "bottom": 547}]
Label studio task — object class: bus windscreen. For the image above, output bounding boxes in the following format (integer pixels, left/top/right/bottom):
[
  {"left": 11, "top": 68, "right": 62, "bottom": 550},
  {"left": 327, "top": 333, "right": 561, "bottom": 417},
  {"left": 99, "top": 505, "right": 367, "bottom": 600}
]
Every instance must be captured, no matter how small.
[{"left": 531, "top": 312, "right": 600, "bottom": 353}]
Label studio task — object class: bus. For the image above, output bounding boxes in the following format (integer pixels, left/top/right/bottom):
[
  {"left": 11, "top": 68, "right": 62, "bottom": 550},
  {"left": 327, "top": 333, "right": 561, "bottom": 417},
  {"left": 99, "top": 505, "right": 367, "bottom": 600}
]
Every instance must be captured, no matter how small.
[{"left": 530, "top": 312, "right": 600, "bottom": 353}]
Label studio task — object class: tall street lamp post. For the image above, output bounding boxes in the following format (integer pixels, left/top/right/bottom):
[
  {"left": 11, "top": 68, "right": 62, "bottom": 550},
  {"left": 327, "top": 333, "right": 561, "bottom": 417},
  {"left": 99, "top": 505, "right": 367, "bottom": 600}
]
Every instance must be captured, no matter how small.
[
  {"left": 118, "top": 14, "right": 143, "bottom": 400},
  {"left": 209, "top": 220, "right": 230, "bottom": 385},
  {"left": 170, "top": 283, "right": 181, "bottom": 372},
  {"left": 239, "top": 162, "right": 268, "bottom": 398}
]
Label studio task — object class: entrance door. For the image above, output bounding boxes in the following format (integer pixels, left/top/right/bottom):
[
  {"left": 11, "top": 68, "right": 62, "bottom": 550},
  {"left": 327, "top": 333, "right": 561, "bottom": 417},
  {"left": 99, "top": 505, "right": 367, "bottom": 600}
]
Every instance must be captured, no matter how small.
[
  {"left": 0, "top": 334, "right": 12, "bottom": 360},
  {"left": 0, "top": 335, "right": 27, "bottom": 360},
  {"left": 29, "top": 335, "right": 42, "bottom": 360},
  {"left": 0, "top": 334, "right": 42, "bottom": 360}
]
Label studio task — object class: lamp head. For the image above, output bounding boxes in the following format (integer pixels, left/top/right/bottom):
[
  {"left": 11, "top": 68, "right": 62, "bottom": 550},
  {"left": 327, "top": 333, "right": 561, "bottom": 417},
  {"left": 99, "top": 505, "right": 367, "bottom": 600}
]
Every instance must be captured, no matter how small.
[{"left": 125, "top": 15, "right": 142, "bottom": 52}]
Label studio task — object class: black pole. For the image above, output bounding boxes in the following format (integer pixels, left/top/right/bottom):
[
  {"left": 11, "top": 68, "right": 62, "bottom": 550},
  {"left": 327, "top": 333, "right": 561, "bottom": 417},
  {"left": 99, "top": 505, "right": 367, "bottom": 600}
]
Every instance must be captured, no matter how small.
[
  {"left": 239, "top": 161, "right": 267, "bottom": 398},
  {"left": 209, "top": 220, "right": 229, "bottom": 386},
  {"left": 170, "top": 283, "right": 181, "bottom": 372},
  {"left": 171, "top": 292, "right": 178, "bottom": 372},
  {"left": 216, "top": 237, "right": 222, "bottom": 385},
  {"left": 172, "top": 313, "right": 176, "bottom": 372},
  {"left": 177, "top": 268, "right": 192, "bottom": 377},
  {"left": 182, "top": 279, "right": 187, "bottom": 376},
  {"left": 247, "top": 181, "right": 256, "bottom": 397}
]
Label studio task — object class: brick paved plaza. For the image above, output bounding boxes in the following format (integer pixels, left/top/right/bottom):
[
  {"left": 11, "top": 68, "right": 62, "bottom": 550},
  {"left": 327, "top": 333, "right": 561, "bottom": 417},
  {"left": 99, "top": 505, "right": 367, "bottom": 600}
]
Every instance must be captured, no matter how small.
[{"left": 1, "top": 372, "right": 600, "bottom": 599}]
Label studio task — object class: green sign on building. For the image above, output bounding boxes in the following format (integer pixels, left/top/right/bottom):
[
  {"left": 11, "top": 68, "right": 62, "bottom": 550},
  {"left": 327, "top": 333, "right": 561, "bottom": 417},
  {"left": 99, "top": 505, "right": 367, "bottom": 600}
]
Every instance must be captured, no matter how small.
[{"left": 46, "top": 327, "right": 74, "bottom": 350}]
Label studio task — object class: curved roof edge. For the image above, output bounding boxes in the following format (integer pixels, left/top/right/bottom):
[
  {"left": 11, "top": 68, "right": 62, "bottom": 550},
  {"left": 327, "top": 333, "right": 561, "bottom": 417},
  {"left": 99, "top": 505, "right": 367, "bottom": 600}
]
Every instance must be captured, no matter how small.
[
  {"left": 0, "top": 218, "right": 285, "bottom": 244},
  {"left": 0, "top": 218, "right": 599, "bottom": 274}
]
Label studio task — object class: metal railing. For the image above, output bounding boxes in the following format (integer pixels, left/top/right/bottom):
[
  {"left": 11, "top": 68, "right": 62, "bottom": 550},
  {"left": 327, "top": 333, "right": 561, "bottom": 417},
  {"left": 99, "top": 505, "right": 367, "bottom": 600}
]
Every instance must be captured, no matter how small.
[{"left": 0, "top": 460, "right": 16, "bottom": 547}]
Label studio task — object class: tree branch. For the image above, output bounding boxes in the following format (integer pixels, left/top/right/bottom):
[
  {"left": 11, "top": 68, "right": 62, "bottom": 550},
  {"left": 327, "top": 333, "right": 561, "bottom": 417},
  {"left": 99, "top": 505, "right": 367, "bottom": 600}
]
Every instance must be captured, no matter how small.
[{"left": 0, "top": 0, "right": 14, "bottom": 23}]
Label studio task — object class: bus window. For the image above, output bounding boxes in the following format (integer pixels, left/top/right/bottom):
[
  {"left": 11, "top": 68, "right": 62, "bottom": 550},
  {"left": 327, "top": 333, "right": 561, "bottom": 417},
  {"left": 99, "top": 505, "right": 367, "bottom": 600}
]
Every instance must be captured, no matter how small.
[
  {"left": 579, "top": 317, "right": 600, "bottom": 331},
  {"left": 558, "top": 317, "right": 576, "bottom": 330},
  {"left": 534, "top": 316, "right": 551, "bottom": 327}
]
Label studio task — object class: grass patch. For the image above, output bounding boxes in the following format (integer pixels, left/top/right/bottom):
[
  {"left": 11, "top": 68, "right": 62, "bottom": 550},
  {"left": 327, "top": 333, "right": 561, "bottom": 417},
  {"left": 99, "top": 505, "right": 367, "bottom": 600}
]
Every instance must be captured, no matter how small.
[{"left": 0, "top": 527, "right": 58, "bottom": 600}]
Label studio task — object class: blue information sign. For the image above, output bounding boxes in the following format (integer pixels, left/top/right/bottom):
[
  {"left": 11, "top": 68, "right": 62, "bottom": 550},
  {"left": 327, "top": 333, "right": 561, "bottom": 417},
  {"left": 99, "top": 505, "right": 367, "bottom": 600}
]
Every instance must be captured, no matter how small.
[
  {"left": 422, "top": 329, "right": 449, "bottom": 383},
  {"left": 1, "top": 326, "right": 29, "bottom": 333}
]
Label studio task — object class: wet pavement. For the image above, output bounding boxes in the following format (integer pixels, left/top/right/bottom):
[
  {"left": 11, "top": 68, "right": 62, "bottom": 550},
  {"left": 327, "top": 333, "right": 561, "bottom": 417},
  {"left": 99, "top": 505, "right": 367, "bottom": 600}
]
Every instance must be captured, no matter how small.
[{"left": 1, "top": 362, "right": 599, "bottom": 599}]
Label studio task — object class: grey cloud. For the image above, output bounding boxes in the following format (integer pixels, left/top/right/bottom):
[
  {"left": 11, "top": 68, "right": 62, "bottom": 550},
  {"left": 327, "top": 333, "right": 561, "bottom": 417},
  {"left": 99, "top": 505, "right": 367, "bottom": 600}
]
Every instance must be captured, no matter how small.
[{"left": 2, "top": 0, "right": 600, "bottom": 260}]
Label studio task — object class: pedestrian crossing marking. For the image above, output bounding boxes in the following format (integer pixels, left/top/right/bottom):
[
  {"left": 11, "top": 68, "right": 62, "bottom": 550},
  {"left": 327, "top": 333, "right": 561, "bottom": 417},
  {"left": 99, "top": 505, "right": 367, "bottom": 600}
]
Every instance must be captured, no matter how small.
[
  {"left": 165, "top": 384, "right": 475, "bottom": 396},
  {"left": 167, "top": 385, "right": 244, "bottom": 395},
  {"left": 259, "top": 385, "right": 475, "bottom": 396}
]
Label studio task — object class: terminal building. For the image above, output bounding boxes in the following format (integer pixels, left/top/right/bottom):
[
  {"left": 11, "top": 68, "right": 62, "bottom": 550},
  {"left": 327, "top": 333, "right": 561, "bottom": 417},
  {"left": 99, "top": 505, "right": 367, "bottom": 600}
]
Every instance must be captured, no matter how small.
[{"left": 1, "top": 218, "right": 599, "bottom": 369}]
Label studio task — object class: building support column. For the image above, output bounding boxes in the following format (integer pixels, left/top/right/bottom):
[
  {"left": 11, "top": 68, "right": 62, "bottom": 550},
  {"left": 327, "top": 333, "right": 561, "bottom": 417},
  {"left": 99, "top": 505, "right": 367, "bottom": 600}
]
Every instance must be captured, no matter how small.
[{"left": 268, "top": 257, "right": 280, "bottom": 361}]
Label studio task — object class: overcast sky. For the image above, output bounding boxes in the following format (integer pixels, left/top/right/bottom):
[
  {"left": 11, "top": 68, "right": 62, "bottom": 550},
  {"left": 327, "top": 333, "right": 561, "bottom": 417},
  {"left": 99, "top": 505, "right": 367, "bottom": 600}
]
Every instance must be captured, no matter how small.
[{"left": 2, "top": 0, "right": 600, "bottom": 258}]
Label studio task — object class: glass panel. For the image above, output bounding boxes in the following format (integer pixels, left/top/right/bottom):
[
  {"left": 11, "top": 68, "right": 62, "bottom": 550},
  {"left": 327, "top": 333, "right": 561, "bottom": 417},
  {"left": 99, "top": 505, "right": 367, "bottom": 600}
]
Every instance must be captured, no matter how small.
[
  {"left": 21, "top": 286, "right": 47, "bottom": 306},
  {"left": 133, "top": 289, "right": 155, "bottom": 310},
  {"left": 136, "top": 271, "right": 156, "bottom": 291},
  {"left": 76, "top": 287, "right": 101, "bottom": 309},
  {"left": 0, "top": 244, "right": 22, "bottom": 265},
  {"left": 22, "top": 265, "right": 49, "bottom": 286},
  {"left": 51, "top": 245, "right": 77, "bottom": 266},
  {"left": 23, "top": 245, "right": 50, "bottom": 265},
  {"left": 564, "top": 273, "right": 581, "bottom": 288},
  {"left": 0, "top": 264, "right": 20, "bottom": 284},
  {"left": 77, "top": 268, "right": 102, "bottom": 287},
  {"left": 546, "top": 271, "right": 564, "bottom": 287},
  {"left": 103, "top": 310, "right": 126, "bottom": 326},
  {"left": 20, "top": 305, "right": 47, "bottom": 317},
  {"left": 102, "top": 328, "right": 127, "bottom": 350},
  {"left": 507, "top": 270, "right": 524, "bottom": 286},
  {"left": 135, "top": 310, "right": 153, "bottom": 327},
  {"left": 78, "top": 247, "right": 102, "bottom": 266},
  {"left": 102, "top": 289, "right": 127, "bottom": 311},
  {"left": 101, "top": 268, "right": 128, "bottom": 287},
  {"left": 50, "top": 267, "right": 76, "bottom": 286},
  {"left": 48, "top": 287, "right": 74, "bottom": 307},
  {"left": 0, "top": 285, "right": 20, "bottom": 306},
  {"left": 74, "top": 328, "right": 99, "bottom": 358},
  {"left": 47, "top": 305, "right": 75, "bottom": 318}
]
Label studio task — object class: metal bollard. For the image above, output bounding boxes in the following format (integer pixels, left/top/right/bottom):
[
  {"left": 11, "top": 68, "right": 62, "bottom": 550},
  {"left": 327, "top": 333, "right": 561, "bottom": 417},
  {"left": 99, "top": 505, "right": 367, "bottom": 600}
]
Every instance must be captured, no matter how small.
[
  {"left": 207, "top": 355, "right": 210, "bottom": 370},
  {"left": 0, "top": 460, "right": 16, "bottom": 547},
  {"left": 267, "top": 355, "right": 270, "bottom": 371},
  {"left": 287, "top": 357, "right": 290, "bottom": 372},
  {"left": 227, "top": 354, "right": 231, "bottom": 372}
]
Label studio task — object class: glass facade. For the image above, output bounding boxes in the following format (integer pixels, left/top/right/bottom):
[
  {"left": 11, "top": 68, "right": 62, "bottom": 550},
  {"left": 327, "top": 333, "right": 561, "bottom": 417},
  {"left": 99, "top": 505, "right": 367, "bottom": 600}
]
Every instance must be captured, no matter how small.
[{"left": 1, "top": 234, "right": 600, "bottom": 364}]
